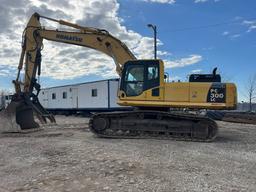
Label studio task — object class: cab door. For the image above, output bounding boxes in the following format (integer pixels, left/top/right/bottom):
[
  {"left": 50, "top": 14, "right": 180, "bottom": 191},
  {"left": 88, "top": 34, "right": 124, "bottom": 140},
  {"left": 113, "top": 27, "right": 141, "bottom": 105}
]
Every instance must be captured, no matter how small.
[
  {"left": 144, "top": 64, "right": 161, "bottom": 99},
  {"left": 119, "top": 60, "right": 164, "bottom": 101}
]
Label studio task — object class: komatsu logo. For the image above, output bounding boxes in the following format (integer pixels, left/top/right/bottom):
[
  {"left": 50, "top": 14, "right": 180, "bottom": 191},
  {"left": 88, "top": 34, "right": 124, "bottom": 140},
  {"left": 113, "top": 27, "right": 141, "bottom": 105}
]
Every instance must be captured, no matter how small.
[{"left": 56, "top": 34, "right": 82, "bottom": 42}]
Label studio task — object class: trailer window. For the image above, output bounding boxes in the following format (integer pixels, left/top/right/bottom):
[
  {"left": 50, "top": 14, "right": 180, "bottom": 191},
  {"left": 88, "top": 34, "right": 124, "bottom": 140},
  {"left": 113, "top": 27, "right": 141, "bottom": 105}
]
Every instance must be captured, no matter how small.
[
  {"left": 52, "top": 93, "right": 56, "bottom": 100},
  {"left": 92, "top": 89, "right": 97, "bottom": 97},
  {"left": 63, "top": 92, "right": 67, "bottom": 99}
]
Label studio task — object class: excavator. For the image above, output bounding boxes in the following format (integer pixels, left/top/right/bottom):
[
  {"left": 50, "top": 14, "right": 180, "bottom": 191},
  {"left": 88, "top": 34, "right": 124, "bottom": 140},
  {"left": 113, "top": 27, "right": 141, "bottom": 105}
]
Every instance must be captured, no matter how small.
[{"left": 0, "top": 12, "right": 237, "bottom": 141}]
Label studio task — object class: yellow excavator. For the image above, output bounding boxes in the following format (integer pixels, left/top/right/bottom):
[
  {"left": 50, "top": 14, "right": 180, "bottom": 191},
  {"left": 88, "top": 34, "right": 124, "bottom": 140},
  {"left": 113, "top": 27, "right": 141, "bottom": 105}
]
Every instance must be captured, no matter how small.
[{"left": 0, "top": 13, "right": 237, "bottom": 141}]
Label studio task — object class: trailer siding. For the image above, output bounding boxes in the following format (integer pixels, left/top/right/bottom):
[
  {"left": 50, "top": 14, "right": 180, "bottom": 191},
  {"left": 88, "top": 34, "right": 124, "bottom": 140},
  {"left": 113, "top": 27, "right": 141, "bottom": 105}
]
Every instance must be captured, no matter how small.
[
  {"left": 38, "top": 79, "right": 129, "bottom": 112},
  {"left": 109, "top": 79, "right": 121, "bottom": 108}
]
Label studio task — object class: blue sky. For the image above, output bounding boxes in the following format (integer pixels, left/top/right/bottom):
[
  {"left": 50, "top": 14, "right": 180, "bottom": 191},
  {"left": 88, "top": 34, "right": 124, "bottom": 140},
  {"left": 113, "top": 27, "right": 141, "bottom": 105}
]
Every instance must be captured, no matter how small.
[
  {"left": 119, "top": 0, "right": 256, "bottom": 101},
  {"left": 0, "top": 0, "right": 255, "bottom": 102}
]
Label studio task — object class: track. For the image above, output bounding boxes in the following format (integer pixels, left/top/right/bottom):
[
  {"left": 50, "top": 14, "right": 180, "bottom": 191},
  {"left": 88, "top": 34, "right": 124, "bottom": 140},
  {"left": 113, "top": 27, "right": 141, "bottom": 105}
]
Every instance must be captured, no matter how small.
[{"left": 89, "top": 111, "right": 218, "bottom": 142}]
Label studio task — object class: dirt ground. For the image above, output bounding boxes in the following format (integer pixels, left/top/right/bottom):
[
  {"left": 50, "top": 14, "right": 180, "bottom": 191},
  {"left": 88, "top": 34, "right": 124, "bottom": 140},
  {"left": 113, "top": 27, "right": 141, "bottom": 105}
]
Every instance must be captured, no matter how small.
[{"left": 0, "top": 116, "right": 255, "bottom": 192}]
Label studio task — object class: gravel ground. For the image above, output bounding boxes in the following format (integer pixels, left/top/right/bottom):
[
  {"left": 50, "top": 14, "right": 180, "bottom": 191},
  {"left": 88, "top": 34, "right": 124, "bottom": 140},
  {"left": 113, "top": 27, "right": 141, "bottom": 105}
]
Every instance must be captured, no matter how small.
[{"left": 0, "top": 115, "right": 255, "bottom": 192}]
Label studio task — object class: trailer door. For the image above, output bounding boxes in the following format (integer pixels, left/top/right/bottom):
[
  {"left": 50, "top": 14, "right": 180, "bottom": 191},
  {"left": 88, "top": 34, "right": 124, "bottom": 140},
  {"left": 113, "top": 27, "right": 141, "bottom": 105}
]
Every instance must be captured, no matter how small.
[
  {"left": 40, "top": 90, "right": 49, "bottom": 108},
  {"left": 71, "top": 88, "right": 78, "bottom": 109}
]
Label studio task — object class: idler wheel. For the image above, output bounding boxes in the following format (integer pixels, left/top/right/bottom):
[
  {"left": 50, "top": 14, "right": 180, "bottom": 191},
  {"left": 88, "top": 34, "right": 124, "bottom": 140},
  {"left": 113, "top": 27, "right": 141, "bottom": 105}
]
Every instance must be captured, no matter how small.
[{"left": 92, "top": 117, "right": 109, "bottom": 131}]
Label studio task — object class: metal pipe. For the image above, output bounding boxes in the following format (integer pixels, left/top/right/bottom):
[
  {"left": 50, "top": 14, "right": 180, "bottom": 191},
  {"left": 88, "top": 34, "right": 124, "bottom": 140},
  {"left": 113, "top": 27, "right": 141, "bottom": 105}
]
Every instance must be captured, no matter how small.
[{"left": 147, "top": 24, "right": 157, "bottom": 59}]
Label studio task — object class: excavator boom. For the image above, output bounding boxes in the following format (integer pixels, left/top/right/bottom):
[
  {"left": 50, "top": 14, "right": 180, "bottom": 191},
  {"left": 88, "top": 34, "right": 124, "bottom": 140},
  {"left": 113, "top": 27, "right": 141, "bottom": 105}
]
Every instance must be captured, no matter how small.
[
  {"left": 17, "top": 12, "right": 136, "bottom": 93},
  {"left": 1, "top": 12, "right": 136, "bottom": 131}
]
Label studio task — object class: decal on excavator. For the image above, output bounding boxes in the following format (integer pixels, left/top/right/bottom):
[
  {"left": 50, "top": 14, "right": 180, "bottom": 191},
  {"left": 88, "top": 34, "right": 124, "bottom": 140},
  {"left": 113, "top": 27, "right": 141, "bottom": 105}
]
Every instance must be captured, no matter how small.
[
  {"left": 56, "top": 34, "right": 82, "bottom": 42},
  {"left": 207, "top": 83, "right": 226, "bottom": 103}
]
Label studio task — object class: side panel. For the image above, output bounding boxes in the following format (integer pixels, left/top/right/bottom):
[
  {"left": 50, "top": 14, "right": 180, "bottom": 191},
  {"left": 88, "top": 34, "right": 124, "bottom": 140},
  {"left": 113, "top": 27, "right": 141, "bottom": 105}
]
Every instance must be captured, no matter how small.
[
  {"left": 225, "top": 83, "right": 237, "bottom": 109},
  {"left": 164, "top": 83, "right": 189, "bottom": 102},
  {"left": 45, "top": 88, "right": 55, "bottom": 109},
  {"left": 118, "top": 81, "right": 237, "bottom": 109},
  {"left": 46, "top": 86, "right": 74, "bottom": 109},
  {"left": 189, "top": 83, "right": 211, "bottom": 103},
  {"left": 38, "top": 80, "right": 125, "bottom": 111},
  {"left": 77, "top": 81, "right": 108, "bottom": 109},
  {"left": 109, "top": 80, "right": 121, "bottom": 108},
  {"left": 38, "top": 90, "right": 49, "bottom": 108}
]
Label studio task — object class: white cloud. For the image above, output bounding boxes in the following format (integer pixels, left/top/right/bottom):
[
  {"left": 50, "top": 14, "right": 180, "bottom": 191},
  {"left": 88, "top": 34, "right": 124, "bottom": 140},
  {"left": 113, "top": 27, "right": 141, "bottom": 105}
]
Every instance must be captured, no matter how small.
[
  {"left": 0, "top": 0, "right": 201, "bottom": 81},
  {"left": 222, "top": 30, "right": 242, "bottom": 40},
  {"left": 164, "top": 55, "right": 203, "bottom": 68},
  {"left": 0, "top": 69, "right": 13, "bottom": 77},
  {"left": 0, "top": 64, "right": 15, "bottom": 77},
  {"left": 202, "top": 47, "right": 214, "bottom": 51},
  {"left": 194, "top": 0, "right": 220, "bottom": 3},
  {"left": 190, "top": 69, "right": 203, "bottom": 74},
  {"left": 222, "top": 31, "right": 229, "bottom": 36},
  {"left": 230, "top": 34, "right": 241, "bottom": 39},
  {"left": 195, "top": 0, "right": 208, "bottom": 3},
  {"left": 243, "top": 20, "right": 256, "bottom": 32},
  {"left": 143, "top": 0, "right": 176, "bottom": 4}
]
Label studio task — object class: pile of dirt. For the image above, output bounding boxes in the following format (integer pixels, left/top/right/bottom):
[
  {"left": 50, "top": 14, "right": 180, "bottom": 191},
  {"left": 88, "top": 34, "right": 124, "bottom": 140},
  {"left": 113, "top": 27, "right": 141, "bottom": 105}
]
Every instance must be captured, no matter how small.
[
  {"left": 222, "top": 112, "right": 256, "bottom": 124},
  {"left": 206, "top": 111, "right": 256, "bottom": 124}
]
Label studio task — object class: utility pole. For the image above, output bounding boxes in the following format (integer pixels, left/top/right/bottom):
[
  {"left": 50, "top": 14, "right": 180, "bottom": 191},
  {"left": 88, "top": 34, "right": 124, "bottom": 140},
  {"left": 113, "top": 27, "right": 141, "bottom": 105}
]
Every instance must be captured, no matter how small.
[{"left": 147, "top": 24, "right": 157, "bottom": 59}]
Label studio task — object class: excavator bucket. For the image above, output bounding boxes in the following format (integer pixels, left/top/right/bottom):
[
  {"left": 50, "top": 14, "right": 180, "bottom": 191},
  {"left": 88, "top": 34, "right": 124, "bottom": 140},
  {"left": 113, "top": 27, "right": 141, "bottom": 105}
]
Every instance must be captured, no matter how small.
[
  {"left": 0, "top": 100, "right": 39, "bottom": 132},
  {"left": 0, "top": 92, "right": 59, "bottom": 133},
  {"left": 15, "top": 101, "right": 40, "bottom": 129}
]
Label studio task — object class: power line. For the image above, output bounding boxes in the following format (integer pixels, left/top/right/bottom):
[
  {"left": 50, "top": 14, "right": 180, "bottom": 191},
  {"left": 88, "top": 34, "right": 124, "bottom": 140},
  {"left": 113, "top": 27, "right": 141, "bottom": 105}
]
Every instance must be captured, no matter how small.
[{"left": 166, "top": 17, "right": 256, "bottom": 32}]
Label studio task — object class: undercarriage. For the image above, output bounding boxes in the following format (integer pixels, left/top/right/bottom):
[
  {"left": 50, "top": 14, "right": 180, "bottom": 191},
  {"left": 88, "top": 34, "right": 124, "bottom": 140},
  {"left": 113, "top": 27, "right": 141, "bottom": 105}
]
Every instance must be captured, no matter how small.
[{"left": 90, "top": 110, "right": 218, "bottom": 142}]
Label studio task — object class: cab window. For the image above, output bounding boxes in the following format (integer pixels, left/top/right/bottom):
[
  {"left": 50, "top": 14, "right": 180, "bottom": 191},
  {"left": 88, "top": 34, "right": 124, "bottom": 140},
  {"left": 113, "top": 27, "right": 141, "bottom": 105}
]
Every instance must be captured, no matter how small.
[
  {"left": 144, "top": 64, "right": 160, "bottom": 90},
  {"left": 148, "top": 66, "right": 158, "bottom": 80},
  {"left": 124, "top": 65, "right": 144, "bottom": 96}
]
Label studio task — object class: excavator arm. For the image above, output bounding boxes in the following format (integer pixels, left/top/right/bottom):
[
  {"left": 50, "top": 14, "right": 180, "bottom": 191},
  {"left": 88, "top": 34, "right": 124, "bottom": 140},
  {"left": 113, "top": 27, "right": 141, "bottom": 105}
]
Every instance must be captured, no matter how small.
[
  {"left": 5, "top": 12, "right": 136, "bottom": 130},
  {"left": 16, "top": 12, "right": 136, "bottom": 94}
]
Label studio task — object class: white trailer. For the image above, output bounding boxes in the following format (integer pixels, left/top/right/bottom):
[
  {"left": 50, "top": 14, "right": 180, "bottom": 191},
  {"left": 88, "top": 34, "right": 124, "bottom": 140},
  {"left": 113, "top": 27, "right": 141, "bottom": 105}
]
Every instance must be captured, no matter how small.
[
  {"left": 38, "top": 79, "right": 131, "bottom": 115},
  {"left": 0, "top": 95, "right": 12, "bottom": 109}
]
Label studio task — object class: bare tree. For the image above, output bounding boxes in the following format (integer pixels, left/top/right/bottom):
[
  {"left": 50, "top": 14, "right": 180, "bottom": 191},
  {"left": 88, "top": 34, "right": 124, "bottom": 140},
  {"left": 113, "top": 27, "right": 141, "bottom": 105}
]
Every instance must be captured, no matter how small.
[{"left": 245, "top": 74, "right": 256, "bottom": 112}]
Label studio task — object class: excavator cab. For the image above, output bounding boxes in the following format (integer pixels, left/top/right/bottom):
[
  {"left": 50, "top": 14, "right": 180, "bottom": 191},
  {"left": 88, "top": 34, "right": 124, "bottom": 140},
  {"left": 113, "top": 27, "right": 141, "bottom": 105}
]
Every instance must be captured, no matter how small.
[{"left": 119, "top": 60, "right": 162, "bottom": 98}]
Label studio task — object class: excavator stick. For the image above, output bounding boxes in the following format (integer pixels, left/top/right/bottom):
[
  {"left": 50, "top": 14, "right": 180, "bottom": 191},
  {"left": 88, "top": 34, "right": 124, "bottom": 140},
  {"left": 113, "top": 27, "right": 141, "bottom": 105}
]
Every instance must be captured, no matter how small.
[{"left": 0, "top": 94, "right": 55, "bottom": 133}]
